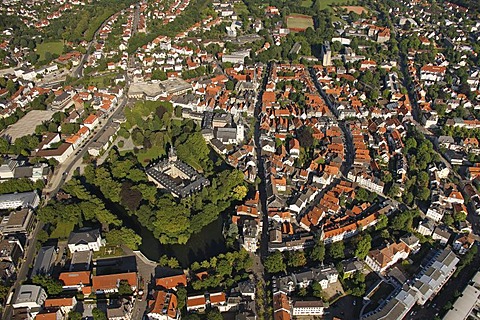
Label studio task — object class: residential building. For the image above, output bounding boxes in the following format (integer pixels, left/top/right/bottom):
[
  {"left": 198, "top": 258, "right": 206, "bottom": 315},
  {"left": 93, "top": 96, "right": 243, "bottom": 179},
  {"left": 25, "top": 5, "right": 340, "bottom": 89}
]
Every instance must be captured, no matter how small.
[
  {"left": 292, "top": 300, "right": 325, "bottom": 316},
  {"left": 31, "top": 246, "right": 56, "bottom": 277},
  {"left": 44, "top": 296, "right": 77, "bottom": 316},
  {"left": 146, "top": 290, "right": 180, "bottom": 320},
  {"left": 0, "top": 208, "right": 34, "bottom": 235},
  {"left": 426, "top": 206, "right": 444, "bottom": 222},
  {"left": 59, "top": 271, "right": 91, "bottom": 295},
  {"left": 0, "top": 191, "right": 40, "bottom": 210},
  {"left": 67, "top": 228, "right": 103, "bottom": 253},
  {"left": 365, "top": 242, "right": 410, "bottom": 273},
  {"left": 432, "top": 227, "right": 451, "bottom": 245},
  {"left": 187, "top": 294, "right": 206, "bottom": 312},
  {"left": 417, "top": 219, "right": 435, "bottom": 236},
  {"left": 92, "top": 272, "right": 138, "bottom": 294},
  {"left": 186, "top": 292, "right": 227, "bottom": 312},
  {"left": 400, "top": 234, "right": 421, "bottom": 254},
  {"left": 453, "top": 233, "right": 474, "bottom": 255},
  {"left": 155, "top": 274, "right": 187, "bottom": 290}
]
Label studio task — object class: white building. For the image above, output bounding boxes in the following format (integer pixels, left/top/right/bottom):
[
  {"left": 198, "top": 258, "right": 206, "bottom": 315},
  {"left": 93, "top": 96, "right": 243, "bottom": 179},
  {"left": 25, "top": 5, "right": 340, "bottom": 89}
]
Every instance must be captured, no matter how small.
[
  {"left": 411, "top": 248, "right": 459, "bottom": 305},
  {"left": 292, "top": 300, "right": 325, "bottom": 316},
  {"left": 365, "top": 242, "right": 410, "bottom": 273},
  {"left": 0, "top": 191, "right": 40, "bottom": 210},
  {"left": 67, "top": 229, "right": 103, "bottom": 253},
  {"left": 443, "top": 272, "right": 480, "bottom": 320},
  {"left": 426, "top": 206, "right": 444, "bottom": 222}
]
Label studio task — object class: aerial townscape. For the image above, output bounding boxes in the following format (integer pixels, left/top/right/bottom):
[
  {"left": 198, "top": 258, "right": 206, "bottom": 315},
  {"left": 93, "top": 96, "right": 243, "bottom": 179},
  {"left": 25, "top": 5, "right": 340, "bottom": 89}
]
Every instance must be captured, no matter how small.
[{"left": 1, "top": 0, "right": 480, "bottom": 319}]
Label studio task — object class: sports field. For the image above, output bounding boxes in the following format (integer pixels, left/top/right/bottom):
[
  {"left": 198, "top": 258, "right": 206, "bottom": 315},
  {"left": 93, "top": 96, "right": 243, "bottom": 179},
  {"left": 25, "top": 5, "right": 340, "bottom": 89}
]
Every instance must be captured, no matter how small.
[
  {"left": 286, "top": 14, "right": 314, "bottom": 32},
  {"left": 36, "top": 41, "right": 64, "bottom": 61},
  {"left": 342, "top": 5, "right": 368, "bottom": 14}
]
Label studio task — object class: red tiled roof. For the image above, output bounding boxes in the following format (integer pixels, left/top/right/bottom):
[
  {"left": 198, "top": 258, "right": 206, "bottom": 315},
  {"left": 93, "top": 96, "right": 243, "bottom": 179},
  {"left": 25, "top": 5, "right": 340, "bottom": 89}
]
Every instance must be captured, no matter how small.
[
  {"left": 92, "top": 272, "right": 137, "bottom": 291},
  {"left": 155, "top": 274, "right": 187, "bottom": 289},
  {"left": 45, "top": 297, "right": 75, "bottom": 308}
]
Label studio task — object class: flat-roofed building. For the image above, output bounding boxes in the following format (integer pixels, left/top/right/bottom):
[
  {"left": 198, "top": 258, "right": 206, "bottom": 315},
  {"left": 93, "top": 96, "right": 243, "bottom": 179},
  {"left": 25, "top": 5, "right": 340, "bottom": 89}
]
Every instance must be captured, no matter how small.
[
  {"left": 12, "top": 285, "right": 47, "bottom": 317},
  {"left": 443, "top": 272, "right": 480, "bottom": 320},
  {"left": 0, "top": 208, "right": 34, "bottom": 235}
]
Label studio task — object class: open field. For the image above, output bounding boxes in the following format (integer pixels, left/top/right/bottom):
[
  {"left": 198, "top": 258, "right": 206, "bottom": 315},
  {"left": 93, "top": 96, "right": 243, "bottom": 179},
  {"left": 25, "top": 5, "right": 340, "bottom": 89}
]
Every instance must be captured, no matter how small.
[
  {"left": 286, "top": 14, "right": 314, "bottom": 32},
  {"left": 317, "top": 0, "right": 355, "bottom": 10},
  {"left": 36, "top": 41, "right": 64, "bottom": 61},
  {"left": 341, "top": 5, "right": 368, "bottom": 14},
  {"left": 2, "top": 110, "right": 56, "bottom": 142},
  {"left": 77, "top": 73, "right": 119, "bottom": 88}
]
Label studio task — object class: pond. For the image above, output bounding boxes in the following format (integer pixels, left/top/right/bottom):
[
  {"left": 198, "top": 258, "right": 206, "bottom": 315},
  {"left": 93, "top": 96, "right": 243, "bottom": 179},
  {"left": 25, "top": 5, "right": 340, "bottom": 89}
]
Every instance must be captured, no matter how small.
[{"left": 108, "top": 201, "right": 228, "bottom": 268}]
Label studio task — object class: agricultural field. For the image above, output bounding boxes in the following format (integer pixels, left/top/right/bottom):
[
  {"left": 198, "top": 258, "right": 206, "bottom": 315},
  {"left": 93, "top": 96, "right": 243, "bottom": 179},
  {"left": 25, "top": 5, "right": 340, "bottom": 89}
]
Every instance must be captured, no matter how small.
[
  {"left": 286, "top": 14, "right": 314, "bottom": 32},
  {"left": 36, "top": 41, "right": 64, "bottom": 61}
]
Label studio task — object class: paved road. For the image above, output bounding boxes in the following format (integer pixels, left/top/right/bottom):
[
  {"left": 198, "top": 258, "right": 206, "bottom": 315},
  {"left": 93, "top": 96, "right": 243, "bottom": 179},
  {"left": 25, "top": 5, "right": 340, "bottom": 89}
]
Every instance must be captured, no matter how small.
[
  {"left": 308, "top": 67, "right": 354, "bottom": 177},
  {"left": 122, "top": 247, "right": 157, "bottom": 320},
  {"left": 253, "top": 62, "right": 271, "bottom": 318},
  {"left": 44, "top": 96, "right": 129, "bottom": 199},
  {"left": 2, "top": 221, "right": 44, "bottom": 319},
  {"left": 72, "top": 7, "right": 127, "bottom": 79}
]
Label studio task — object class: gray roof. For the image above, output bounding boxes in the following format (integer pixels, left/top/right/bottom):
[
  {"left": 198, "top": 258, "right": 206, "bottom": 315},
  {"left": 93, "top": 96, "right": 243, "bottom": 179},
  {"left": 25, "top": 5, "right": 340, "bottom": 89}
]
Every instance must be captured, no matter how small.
[
  {"left": 13, "top": 284, "right": 45, "bottom": 305},
  {"left": 146, "top": 157, "right": 210, "bottom": 198},
  {"left": 0, "top": 191, "right": 39, "bottom": 209},
  {"left": 210, "top": 138, "right": 227, "bottom": 152},
  {"left": 293, "top": 300, "right": 324, "bottom": 308},
  {"left": 31, "top": 246, "right": 56, "bottom": 277},
  {"left": 215, "top": 127, "right": 236, "bottom": 142},
  {"left": 231, "top": 279, "right": 256, "bottom": 297},
  {"left": 400, "top": 234, "right": 420, "bottom": 247},
  {"left": 68, "top": 228, "right": 101, "bottom": 246},
  {"left": 433, "top": 227, "right": 451, "bottom": 239}
]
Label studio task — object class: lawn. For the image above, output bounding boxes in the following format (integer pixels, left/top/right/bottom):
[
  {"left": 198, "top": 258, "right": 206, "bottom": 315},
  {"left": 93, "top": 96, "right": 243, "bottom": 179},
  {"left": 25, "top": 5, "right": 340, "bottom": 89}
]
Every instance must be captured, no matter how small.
[
  {"left": 286, "top": 14, "right": 314, "bottom": 32},
  {"left": 78, "top": 73, "right": 119, "bottom": 89},
  {"left": 93, "top": 245, "right": 126, "bottom": 259},
  {"left": 317, "top": 0, "right": 354, "bottom": 10},
  {"left": 301, "top": 0, "right": 313, "bottom": 8},
  {"left": 50, "top": 221, "right": 76, "bottom": 240},
  {"left": 36, "top": 41, "right": 64, "bottom": 61}
]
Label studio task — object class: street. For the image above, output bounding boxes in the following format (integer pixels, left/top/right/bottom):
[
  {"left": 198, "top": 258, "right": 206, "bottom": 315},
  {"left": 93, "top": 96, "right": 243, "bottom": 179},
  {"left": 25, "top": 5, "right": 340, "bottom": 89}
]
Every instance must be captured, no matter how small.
[
  {"left": 252, "top": 62, "right": 271, "bottom": 317},
  {"left": 1, "top": 3, "right": 139, "bottom": 318},
  {"left": 2, "top": 221, "right": 44, "bottom": 319}
]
